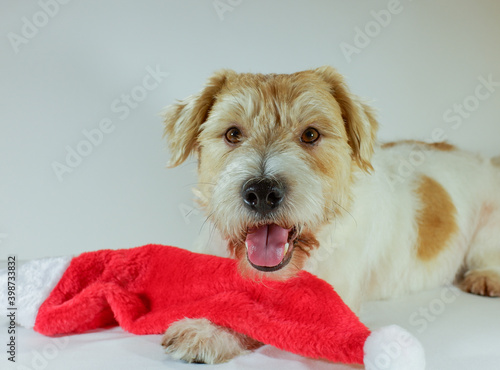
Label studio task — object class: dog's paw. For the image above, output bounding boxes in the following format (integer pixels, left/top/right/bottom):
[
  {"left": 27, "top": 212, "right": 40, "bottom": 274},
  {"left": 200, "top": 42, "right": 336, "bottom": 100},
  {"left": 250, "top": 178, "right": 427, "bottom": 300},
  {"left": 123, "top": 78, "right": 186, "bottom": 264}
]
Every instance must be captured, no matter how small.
[
  {"left": 460, "top": 269, "right": 500, "bottom": 297},
  {"left": 162, "top": 318, "right": 261, "bottom": 364}
]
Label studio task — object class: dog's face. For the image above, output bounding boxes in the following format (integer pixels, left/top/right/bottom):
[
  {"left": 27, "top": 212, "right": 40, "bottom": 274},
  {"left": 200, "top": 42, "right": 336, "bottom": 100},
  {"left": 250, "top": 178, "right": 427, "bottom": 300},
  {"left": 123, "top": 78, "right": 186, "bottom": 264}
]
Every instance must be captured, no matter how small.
[{"left": 164, "top": 66, "right": 378, "bottom": 279}]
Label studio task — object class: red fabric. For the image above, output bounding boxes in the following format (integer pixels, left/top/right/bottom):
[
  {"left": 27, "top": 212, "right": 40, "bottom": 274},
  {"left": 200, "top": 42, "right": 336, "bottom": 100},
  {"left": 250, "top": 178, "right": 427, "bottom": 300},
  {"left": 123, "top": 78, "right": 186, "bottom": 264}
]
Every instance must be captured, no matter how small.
[{"left": 34, "top": 244, "right": 370, "bottom": 364}]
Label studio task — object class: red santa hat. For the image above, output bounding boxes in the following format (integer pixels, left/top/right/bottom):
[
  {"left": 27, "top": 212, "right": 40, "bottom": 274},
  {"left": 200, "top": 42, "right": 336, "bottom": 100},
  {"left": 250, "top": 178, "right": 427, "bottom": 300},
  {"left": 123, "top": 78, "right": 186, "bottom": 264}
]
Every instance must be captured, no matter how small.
[{"left": 1, "top": 244, "right": 425, "bottom": 369}]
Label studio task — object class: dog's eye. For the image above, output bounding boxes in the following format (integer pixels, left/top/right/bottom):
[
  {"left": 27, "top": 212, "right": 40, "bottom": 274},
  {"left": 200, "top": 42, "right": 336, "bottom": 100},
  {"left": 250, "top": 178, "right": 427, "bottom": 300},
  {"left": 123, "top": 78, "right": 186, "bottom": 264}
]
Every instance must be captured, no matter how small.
[
  {"left": 301, "top": 128, "right": 320, "bottom": 144},
  {"left": 224, "top": 127, "right": 242, "bottom": 145}
]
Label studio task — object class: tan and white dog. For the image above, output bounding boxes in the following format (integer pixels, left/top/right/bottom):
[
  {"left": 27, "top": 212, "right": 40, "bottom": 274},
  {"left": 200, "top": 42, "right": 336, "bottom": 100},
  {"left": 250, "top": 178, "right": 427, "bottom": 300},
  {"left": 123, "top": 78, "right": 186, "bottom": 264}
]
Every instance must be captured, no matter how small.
[{"left": 161, "top": 66, "right": 500, "bottom": 364}]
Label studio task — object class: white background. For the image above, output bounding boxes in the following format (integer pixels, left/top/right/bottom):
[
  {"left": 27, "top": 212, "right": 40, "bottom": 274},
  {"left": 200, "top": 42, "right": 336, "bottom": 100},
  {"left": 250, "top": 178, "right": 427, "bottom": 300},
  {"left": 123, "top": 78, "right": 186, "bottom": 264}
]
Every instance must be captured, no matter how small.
[{"left": 1, "top": 0, "right": 499, "bottom": 260}]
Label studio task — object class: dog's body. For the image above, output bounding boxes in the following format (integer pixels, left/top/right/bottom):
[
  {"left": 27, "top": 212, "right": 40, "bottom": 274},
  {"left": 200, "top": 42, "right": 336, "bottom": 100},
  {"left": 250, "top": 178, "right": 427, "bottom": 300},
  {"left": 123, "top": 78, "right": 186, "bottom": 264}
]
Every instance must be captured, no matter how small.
[
  {"left": 161, "top": 67, "right": 500, "bottom": 364},
  {"left": 198, "top": 141, "right": 500, "bottom": 310},
  {"left": 307, "top": 142, "right": 500, "bottom": 307}
]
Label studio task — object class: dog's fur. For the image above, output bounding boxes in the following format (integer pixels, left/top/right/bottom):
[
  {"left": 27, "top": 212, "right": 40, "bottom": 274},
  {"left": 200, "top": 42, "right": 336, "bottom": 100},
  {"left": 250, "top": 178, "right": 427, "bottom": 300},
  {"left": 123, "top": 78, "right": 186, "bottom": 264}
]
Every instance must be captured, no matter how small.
[{"left": 161, "top": 66, "right": 500, "bottom": 364}]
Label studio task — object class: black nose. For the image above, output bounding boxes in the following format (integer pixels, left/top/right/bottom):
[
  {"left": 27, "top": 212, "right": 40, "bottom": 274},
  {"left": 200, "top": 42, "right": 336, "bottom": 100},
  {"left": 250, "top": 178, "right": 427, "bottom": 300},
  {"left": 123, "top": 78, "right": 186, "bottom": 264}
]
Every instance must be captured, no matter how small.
[{"left": 242, "top": 178, "right": 285, "bottom": 215}]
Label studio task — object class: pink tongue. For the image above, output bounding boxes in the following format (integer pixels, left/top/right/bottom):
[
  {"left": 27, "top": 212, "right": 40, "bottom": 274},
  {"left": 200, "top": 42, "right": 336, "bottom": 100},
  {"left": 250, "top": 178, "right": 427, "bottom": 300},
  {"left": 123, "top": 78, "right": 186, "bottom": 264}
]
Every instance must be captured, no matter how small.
[{"left": 246, "top": 224, "right": 290, "bottom": 267}]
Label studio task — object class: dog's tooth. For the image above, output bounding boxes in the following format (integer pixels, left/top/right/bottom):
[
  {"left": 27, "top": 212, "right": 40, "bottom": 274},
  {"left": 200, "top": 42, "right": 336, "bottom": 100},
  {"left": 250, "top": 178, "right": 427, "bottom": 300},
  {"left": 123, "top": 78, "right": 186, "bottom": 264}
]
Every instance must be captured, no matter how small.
[
  {"left": 245, "top": 241, "right": 249, "bottom": 250},
  {"left": 284, "top": 242, "right": 289, "bottom": 254}
]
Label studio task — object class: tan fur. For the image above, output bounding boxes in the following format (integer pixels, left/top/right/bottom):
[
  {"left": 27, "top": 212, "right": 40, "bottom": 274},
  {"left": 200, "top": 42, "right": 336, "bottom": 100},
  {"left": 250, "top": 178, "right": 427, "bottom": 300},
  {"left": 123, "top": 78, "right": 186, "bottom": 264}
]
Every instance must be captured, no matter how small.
[
  {"left": 163, "top": 70, "right": 236, "bottom": 167},
  {"left": 460, "top": 270, "right": 500, "bottom": 297},
  {"left": 492, "top": 156, "right": 500, "bottom": 167},
  {"left": 430, "top": 142, "right": 456, "bottom": 151},
  {"left": 313, "top": 66, "right": 379, "bottom": 171},
  {"left": 415, "top": 175, "right": 458, "bottom": 261},
  {"left": 382, "top": 140, "right": 455, "bottom": 151}
]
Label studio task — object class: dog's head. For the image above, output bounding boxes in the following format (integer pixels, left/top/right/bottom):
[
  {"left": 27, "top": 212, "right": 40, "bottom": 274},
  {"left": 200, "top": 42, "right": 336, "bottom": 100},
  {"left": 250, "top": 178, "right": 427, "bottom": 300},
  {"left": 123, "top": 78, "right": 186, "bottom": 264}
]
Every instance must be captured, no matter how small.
[{"left": 164, "top": 66, "right": 378, "bottom": 279}]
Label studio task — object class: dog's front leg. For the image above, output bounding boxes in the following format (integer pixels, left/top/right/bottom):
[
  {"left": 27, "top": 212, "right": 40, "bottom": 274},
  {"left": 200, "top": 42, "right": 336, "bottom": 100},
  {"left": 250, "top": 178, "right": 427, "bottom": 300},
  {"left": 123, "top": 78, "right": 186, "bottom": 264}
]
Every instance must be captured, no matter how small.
[{"left": 162, "top": 318, "right": 262, "bottom": 364}]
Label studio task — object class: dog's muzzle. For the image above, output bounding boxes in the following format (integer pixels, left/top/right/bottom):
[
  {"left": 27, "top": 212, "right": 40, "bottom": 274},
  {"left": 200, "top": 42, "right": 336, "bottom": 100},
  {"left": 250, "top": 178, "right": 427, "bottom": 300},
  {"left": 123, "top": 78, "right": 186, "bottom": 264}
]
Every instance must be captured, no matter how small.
[{"left": 241, "top": 178, "right": 296, "bottom": 271}]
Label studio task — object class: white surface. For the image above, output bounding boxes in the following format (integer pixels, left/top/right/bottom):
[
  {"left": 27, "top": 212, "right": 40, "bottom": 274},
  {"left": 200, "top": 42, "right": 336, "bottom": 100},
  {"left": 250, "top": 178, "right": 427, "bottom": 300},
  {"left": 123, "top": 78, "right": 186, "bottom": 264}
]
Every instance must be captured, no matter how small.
[
  {"left": 1, "top": 0, "right": 500, "bottom": 261},
  {"left": 1, "top": 286, "right": 499, "bottom": 369}
]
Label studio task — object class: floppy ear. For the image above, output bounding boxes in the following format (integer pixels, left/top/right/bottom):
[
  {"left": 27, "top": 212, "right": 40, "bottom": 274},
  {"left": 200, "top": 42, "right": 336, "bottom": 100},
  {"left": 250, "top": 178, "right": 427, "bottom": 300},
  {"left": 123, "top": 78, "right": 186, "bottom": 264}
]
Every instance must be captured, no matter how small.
[
  {"left": 163, "top": 69, "right": 234, "bottom": 167},
  {"left": 314, "top": 66, "right": 378, "bottom": 172}
]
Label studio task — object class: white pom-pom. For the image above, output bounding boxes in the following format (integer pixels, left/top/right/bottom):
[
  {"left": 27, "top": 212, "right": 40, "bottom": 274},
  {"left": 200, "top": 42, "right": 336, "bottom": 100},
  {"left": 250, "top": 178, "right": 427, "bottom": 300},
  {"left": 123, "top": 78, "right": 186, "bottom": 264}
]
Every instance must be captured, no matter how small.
[
  {"left": 364, "top": 325, "right": 426, "bottom": 370},
  {"left": 0, "top": 256, "right": 72, "bottom": 328}
]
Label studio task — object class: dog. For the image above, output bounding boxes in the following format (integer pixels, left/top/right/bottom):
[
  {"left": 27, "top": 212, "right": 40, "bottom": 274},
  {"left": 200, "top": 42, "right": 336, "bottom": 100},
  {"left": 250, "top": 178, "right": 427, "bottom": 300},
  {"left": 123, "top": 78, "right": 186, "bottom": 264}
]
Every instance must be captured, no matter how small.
[{"left": 160, "top": 66, "right": 500, "bottom": 364}]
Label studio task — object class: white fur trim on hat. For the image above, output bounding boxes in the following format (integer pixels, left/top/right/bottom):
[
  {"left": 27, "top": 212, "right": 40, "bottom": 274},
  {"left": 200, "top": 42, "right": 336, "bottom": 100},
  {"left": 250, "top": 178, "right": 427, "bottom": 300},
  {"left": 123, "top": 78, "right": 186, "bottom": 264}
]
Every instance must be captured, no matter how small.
[
  {"left": 0, "top": 256, "right": 72, "bottom": 328},
  {"left": 364, "top": 325, "right": 426, "bottom": 370}
]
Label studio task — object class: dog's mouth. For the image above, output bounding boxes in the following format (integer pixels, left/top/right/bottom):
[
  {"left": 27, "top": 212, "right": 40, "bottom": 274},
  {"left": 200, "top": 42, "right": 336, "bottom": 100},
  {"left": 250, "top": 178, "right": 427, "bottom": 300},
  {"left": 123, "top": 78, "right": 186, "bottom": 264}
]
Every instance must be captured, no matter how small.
[{"left": 245, "top": 224, "right": 298, "bottom": 272}]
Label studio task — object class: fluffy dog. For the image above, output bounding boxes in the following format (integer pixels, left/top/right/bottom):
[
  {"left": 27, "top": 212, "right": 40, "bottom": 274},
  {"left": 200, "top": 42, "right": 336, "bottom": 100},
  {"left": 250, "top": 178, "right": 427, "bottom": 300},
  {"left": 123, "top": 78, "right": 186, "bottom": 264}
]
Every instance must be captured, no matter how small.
[{"left": 161, "top": 66, "right": 500, "bottom": 364}]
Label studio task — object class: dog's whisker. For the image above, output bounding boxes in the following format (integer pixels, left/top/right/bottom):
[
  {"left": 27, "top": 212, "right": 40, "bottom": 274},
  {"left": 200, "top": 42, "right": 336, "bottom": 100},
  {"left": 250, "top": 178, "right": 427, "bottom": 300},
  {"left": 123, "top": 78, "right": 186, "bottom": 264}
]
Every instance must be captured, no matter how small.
[
  {"left": 185, "top": 207, "right": 198, "bottom": 220},
  {"left": 205, "top": 221, "right": 219, "bottom": 252},
  {"left": 254, "top": 275, "right": 276, "bottom": 290},
  {"left": 326, "top": 200, "right": 357, "bottom": 227},
  {"left": 199, "top": 211, "right": 216, "bottom": 236}
]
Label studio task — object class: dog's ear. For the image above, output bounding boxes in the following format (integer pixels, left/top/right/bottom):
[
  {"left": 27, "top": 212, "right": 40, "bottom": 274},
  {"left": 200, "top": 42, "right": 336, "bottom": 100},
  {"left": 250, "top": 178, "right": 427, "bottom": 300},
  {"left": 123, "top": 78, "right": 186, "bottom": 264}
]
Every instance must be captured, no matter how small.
[
  {"left": 314, "top": 66, "right": 378, "bottom": 172},
  {"left": 163, "top": 69, "right": 234, "bottom": 167}
]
